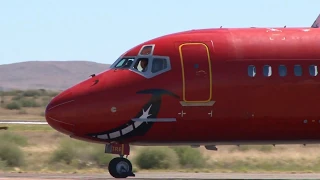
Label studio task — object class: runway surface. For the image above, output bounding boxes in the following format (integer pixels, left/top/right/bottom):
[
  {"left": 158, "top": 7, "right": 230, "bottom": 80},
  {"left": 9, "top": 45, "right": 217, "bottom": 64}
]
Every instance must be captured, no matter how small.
[{"left": 1, "top": 172, "right": 320, "bottom": 179}]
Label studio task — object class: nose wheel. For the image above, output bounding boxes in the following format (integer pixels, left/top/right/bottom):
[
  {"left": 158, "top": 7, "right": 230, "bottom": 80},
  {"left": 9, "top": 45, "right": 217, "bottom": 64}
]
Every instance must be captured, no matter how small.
[{"left": 108, "top": 157, "right": 134, "bottom": 178}]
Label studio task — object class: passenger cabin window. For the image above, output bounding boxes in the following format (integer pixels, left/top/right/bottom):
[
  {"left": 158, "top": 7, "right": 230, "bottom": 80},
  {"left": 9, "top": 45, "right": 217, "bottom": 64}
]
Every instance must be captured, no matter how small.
[
  {"left": 278, "top": 65, "right": 287, "bottom": 77},
  {"left": 247, "top": 63, "right": 319, "bottom": 79},
  {"left": 263, "top": 65, "right": 272, "bottom": 77},
  {"left": 309, "top": 65, "right": 318, "bottom": 76},
  {"left": 294, "top": 65, "right": 302, "bottom": 76},
  {"left": 248, "top": 65, "right": 256, "bottom": 77}
]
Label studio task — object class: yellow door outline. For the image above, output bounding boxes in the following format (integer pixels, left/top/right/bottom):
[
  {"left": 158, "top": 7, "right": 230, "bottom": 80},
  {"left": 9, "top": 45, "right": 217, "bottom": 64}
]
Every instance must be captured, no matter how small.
[{"left": 179, "top": 42, "right": 212, "bottom": 103}]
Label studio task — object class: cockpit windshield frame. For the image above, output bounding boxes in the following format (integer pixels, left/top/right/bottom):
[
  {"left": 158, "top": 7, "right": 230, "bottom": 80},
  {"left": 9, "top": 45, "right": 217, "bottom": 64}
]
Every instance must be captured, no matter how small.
[
  {"left": 109, "top": 56, "right": 136, "bottom": 69},
  {"left": 130, "top": 55, "right": 171, "bottom": 79},
  {"left": 138, "top": 44, "right": 155, "bottom": 56},
  {"left": 109, "top": 44, "right": 171, "bottom": 78}
]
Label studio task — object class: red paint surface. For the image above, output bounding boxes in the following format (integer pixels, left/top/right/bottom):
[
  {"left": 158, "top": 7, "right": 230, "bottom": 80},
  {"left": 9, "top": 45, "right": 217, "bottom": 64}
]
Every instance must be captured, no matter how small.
[{"left": 45, "top": 27, "right": 320, "bottom": 145}]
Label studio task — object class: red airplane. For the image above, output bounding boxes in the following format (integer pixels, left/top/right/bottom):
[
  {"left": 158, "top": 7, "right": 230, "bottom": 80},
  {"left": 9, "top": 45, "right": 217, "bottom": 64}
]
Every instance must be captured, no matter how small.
[{"left": 45, "top": 14, "right": 320, "bottom": 178}]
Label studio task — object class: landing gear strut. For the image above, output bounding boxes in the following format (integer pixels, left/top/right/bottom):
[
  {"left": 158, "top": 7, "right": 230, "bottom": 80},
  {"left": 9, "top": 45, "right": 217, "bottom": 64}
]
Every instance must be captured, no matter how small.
[{"left": 105, "top": 143, "right": 135, "bottom": 178}]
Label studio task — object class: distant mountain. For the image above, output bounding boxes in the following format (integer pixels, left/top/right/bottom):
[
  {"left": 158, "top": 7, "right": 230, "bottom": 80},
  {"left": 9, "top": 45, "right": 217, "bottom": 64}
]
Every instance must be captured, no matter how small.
[{"left": 0, "top": 61, "right": 110, "bottom": 91}]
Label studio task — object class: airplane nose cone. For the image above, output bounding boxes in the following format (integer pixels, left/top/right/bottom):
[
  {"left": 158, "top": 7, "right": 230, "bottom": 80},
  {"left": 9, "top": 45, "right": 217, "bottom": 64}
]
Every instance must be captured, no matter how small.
[{"left": 45, "top": 89, "right": 76, "bottom": 135}]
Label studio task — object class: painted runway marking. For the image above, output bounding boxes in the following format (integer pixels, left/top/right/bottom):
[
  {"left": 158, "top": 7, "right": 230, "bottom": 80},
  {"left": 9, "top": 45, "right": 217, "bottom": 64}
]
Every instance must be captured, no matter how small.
[{"left": 0, "top": 121, "right": 48, "bottom": 125}]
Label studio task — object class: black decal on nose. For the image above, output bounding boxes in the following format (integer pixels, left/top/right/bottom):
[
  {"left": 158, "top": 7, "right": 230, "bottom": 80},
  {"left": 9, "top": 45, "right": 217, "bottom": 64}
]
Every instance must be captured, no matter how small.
[
  {"left": 91, "top": 79, "right": 99, "bottom": 86},
  {"left": 135, "top": 89, "right": 179, "bottom": 119},
  {"left": 87, "top": 89, "right": 179, "bottom": 141}
]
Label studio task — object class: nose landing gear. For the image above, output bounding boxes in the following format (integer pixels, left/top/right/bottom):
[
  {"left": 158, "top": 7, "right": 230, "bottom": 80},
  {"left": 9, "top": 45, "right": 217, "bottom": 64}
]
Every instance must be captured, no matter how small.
[{"left": 105, "top": 143, "right": 135, "bottom": 178}]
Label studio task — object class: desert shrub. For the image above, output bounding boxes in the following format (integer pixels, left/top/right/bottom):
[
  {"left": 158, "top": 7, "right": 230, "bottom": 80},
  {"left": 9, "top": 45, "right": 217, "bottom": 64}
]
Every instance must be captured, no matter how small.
[
  {"left": 37, "top": 89, "right": 55, "bottom": 97},
  {"left": 0, "top": 131, "right": 28, "bottom": 146},
  {"left": 6, "top": 89, "right": 59, "bottom": 97},
  {"left": 40, "top": 111, "right": 45, "bottom": 116},
  {"left": 18, "top": 109, "right": 27, "bottom": 114},
  {"left": 12, "top": 95, "right": 23, "bottom": 101},
  {"left": 18, "top": 98, "right": 40, "bottom": 107},
  {"left": 48, "top": 91, "right": 59, "bottom": 97},
  {"left": 2, "top": 90, "right": 22, "bottom": 96},
  {"left": 6, "top": 102, "right": 21, "bottom": 110},
  {"left": 90, "top": 147, "right": 113, "bottom": 167},
  {"left": 0, "top": 160, "right": 6, "bottom": 169},
  {"left": 171, "top": 146, "right": 207, "bottom": 168},
  {"left": 0, "top": 142, "right": 25, "bottom": 167},
  {"left": 0, "top": 96, "right": 4, "bottom": 106},
  {"left": 50, "top": 139, "right": 77, "bottom": 164},
  {"left": 258, "top": 145, "right": 273, "bottom": 152},
  {"left": 22, "top": 90, "right": 41, "bottom": 97},
  {"left": 0, "top": 132, "right": 27, "bottom": 167},
  {"left": 41, "top": 96, "right": 51, "bottom": 107},
  {"left": 50, "top": 139, "right": 113, "bottom": 168},
  {"left": 230, "top": 145, "right": 273, "bottom": 153},
  {"left": 134, "top": 147, "right": 179, "bottom": 169}
]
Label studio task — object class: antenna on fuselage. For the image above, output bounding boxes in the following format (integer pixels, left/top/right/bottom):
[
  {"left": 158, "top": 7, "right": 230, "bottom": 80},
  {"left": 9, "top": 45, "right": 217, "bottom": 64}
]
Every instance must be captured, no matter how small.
[
  {"left": 311, "top": 13, "right": 320, "bottom": 28},
  {"left": 90, "top": 74, "right": 96, "bottom": 78}
]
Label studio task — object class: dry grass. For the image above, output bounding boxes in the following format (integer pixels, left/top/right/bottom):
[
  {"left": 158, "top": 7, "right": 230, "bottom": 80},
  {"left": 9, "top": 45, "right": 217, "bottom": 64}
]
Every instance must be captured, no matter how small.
[
  {"left": 0, "top": 92, "right": 49, "bottom": 121},
  {"left": 195, "top": 145, "right": 320, "bottom": 173},
  {"left": 2, "top": 124, "right": 320, "bottom": 173},
  {"left": 19, "top": 131, "right": 69, "bottom": 172},
  {"left": 0, "top": 107, "right": 45, "bottom": 120},
  {"left": 22, "top": 138, "right": 320, "bottom": 173},
  {"left": 2, "top": 124, "right": 52, "bottom": 131}
]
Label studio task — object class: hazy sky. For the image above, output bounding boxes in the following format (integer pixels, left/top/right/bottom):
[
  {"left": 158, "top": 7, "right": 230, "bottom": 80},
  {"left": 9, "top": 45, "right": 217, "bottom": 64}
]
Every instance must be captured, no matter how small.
[{"left": 0, "top": 0, "right": 319, "bottom": 65}]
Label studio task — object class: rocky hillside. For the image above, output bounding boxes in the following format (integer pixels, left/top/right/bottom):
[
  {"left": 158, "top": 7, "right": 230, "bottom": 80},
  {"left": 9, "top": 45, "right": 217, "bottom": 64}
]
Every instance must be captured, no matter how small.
[{"left": 0, "top": 61, "right": 110, "bottom": 91}]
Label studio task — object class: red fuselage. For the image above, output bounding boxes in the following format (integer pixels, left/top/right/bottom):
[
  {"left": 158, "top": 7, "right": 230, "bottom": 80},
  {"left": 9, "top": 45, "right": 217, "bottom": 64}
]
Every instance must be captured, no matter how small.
[{"left": 45, "top": 27, "right": 320, "bottom": 146}]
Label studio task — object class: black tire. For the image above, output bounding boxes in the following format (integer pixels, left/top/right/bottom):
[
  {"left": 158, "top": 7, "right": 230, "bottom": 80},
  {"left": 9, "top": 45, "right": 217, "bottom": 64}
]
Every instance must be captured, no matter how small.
[{"left": 108, "top": 157, "right": 133, "bottom": 178}]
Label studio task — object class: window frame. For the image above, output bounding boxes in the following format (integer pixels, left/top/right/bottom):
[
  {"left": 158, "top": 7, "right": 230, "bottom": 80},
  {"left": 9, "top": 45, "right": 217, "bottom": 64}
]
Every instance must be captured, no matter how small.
[
  {"left": 263, "top": 65, "right": 272, "bottom": 77},
  {"left": 110, "top": 56, "right": 136, "bottom": 69},
  {"left": 151, "top": 56, "right": 169, "bottom": 74},
  {"left": 132, "top": 57, "right": 150, "bottom": 72},
  {"left": 294, "top": 65, "right": 302, "bottom": 76},
  {"left": 138, "top": 44, "right": 155, "bottom": 56},
  {"left": 129, "top": 55, "right": 171, "bottom": 78},
  {"left": 248, "top": 65, "right": 256, "bottom": 77},
  {"left": 309, "top": 65, "right": 318, "bottom": 77},
  {"left": 110, "top": 55, "right": 171, "bottom": 79},
  {"left": 278, "top": 65, "right": 287, "bottom": 77}
]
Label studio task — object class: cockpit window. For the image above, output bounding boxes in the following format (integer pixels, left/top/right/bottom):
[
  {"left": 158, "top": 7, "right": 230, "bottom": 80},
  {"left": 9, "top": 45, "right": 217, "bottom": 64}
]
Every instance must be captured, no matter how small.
[
  {"left": 133, "top": 58, "right": 149, "bottom": 72},
  {"left": 113, "top": 58, "right": 134, "bottom": 69},
  {"left": 110, "top": 44, "right": 171, "bottom": 78},
  {"left": 111, "top": 56, "right": 171, "bottom": 78},
  {"left": 139, "top": 45, "right": 155, "bottom": 56},
  {"left": 152, "top": 58, "right": 167, "bottom": 73}
]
